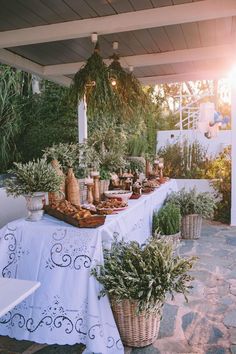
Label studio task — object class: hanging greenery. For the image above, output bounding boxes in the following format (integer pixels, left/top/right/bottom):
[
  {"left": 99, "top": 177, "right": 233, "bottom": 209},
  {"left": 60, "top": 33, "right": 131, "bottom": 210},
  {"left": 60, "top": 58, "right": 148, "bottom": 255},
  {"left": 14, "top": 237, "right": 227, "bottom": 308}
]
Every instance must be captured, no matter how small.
[
  {"left": 71, "top": 43, "right": 115, "bottom": 119},
  {"left": 71, "top": 45, "right": 150, "bottom": 123},
  {"left": 109, "top": 54, "right": 149, "bottom": 122}
]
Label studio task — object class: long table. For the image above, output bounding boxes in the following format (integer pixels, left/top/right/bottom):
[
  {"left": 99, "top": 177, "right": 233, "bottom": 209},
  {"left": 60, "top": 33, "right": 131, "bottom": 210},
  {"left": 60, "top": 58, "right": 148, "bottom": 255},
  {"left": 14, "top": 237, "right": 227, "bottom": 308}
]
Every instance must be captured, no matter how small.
[{"left": 0, "top": 180, "right": 177, "bottom": 354}]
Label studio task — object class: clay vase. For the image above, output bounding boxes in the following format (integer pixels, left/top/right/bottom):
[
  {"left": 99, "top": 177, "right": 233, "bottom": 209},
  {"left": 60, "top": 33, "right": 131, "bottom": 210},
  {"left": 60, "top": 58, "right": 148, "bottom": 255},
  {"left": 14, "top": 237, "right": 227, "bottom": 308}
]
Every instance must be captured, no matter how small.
[
  {"left": 66, "top": 168, "right": 80, "bottom": 207},
  {"left": 48, "top": 159, "right": 65, "bottom": 205}
]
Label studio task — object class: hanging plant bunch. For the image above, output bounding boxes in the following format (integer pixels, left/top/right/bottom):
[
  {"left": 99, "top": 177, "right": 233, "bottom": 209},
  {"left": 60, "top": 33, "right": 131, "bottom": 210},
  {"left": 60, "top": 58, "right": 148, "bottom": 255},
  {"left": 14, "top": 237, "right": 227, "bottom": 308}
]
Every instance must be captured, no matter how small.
[
  {"left": 109, "top": 54, "right": 149, "bottom": 121},
  {"left": 71, "top": 43, "right": 115, "bottom": 119}
]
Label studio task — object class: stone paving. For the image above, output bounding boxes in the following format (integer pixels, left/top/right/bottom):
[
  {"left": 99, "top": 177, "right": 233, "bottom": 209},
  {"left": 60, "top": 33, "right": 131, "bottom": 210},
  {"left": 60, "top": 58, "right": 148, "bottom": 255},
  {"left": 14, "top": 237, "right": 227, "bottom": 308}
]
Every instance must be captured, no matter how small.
[{"left": 0, "top": 221, "right": 236, "bottom": 354}]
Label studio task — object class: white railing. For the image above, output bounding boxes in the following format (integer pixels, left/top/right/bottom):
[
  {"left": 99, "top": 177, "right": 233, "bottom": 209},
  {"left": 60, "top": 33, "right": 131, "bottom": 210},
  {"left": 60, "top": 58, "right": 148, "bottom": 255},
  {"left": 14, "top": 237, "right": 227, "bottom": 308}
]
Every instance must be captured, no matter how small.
[{"left": 174, "top": 92, "right": 213, "bottom": 130}]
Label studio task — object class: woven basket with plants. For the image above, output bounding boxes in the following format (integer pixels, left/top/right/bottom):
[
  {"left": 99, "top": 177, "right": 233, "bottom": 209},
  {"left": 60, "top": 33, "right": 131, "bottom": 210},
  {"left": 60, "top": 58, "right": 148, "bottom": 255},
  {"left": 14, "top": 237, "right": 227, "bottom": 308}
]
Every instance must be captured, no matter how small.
[
  {"left": 92, "top": 237, "right": 195, "bottom": 347},
  {"left": 152, "top": 202, "right": 181, "bottom": 247},
  {"left": 165, "top": 188, "right": 216, "bottom": 239}
]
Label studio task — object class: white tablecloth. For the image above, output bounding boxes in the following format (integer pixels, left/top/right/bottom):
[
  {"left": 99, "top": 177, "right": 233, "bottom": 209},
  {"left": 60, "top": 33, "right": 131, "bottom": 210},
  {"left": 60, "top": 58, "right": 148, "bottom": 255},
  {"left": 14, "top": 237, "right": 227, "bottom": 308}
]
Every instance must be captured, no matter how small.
[{"left": 0, "top": 180, "right": 177, "bottom": 354}]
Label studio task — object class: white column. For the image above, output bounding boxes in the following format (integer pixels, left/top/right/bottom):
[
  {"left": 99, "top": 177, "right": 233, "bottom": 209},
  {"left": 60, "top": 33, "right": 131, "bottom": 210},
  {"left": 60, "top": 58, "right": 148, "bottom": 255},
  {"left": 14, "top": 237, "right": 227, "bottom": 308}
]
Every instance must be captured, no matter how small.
[
  {"left": 32, "top": 75, "right": 41, "bottom": 94},
  {"left": 231, "top": 79, "right": 236, "bottom": 226},
  {"left": 78, "top": 96, "right": 87, "bottom": 144}
]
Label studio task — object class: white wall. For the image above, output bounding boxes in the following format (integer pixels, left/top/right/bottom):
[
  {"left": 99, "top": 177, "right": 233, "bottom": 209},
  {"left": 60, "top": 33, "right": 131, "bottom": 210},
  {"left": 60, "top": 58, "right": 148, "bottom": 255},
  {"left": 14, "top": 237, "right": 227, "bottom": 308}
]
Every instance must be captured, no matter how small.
[
  {"left": 157, "top": 130, "right": 231, "bottom": 157},
  {"left": 176, "top": 179, "right": 215, "bottom": 195},
  {"left": 0, "top": 188, "right": 27, "bottom": 228}
]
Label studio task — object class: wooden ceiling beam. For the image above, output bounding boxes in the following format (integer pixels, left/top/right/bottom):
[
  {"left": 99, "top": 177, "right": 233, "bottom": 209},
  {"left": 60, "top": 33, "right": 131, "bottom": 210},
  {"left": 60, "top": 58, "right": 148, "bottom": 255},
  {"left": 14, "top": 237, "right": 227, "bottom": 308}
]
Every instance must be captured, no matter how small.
[
  {"left": 43, "top": 45, "right": 233, "bottom": 76},
  {"left": 0, "top": 0, "right": 236, "bottom": 48},
  {"left": 139, "top": 70, "right": 229, "bottom": 84},
  {"left": 0, "top": 49, "right": 72, "bottom": 86}
]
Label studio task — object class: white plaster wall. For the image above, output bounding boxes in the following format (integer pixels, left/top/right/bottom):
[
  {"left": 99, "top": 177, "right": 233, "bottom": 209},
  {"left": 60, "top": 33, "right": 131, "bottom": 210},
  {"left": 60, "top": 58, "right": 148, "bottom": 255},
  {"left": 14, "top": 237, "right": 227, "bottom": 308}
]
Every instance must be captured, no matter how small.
[
  {"left": 0, "top": 188, "right": 27, "bottom": 228},
  {"left": 157, "top": 130, "right": 231, "bottom": 157},
  {"left": 176, "top": 179, "right": 215, "bottom": 195}
]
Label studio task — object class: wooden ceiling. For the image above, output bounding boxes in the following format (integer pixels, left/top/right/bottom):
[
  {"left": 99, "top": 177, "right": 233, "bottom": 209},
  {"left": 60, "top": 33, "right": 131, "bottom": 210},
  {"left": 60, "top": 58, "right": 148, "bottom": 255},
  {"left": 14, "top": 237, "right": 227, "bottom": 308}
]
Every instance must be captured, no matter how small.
[{"left": 0, "top": 0, "right": 235, "bottom": 85}]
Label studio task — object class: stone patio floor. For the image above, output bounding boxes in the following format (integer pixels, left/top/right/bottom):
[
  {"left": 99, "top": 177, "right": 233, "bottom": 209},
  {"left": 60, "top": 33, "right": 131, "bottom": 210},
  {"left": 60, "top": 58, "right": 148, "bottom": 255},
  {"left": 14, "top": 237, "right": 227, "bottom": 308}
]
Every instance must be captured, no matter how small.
[{"left": 0, "top": 221, "right": 236, "bottom": 354}]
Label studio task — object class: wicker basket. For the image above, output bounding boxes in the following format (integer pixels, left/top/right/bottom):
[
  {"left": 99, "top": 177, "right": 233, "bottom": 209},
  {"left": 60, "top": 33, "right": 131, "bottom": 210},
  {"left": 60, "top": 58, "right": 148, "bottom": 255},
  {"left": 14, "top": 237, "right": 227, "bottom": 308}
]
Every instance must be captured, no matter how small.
[
  {"left": 181, "top": 214, "right": 202, "bottom": 239},
  {"left": 164, "top": 232, "right": 181, "bottom": 248},
  {"left": 111, "top": 299, "right": 160, "bottom": 347}
]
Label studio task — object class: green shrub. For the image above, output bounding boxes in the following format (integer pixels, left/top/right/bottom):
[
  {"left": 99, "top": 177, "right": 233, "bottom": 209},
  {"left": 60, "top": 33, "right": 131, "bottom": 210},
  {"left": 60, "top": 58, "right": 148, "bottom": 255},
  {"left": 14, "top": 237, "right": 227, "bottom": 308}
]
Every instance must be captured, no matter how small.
[
  {"left": 153, "top": 203, "right": 181, "bottom": 235},
  {"left": 165, "top": 188, "right": 216, "bottom": 218},
  {"left": 158, "top": 140, "right": 210, "bottom": 179},
  {"left": 92, "top": 237, "right": 195, "bottom": 314},
  {"left": 206, "top": 147, "right": 231, "bottom": 223}
]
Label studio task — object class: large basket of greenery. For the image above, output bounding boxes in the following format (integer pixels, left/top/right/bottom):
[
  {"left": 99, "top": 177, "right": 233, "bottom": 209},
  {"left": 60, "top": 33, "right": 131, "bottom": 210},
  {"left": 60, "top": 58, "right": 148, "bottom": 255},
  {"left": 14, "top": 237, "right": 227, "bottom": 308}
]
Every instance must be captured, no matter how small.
[
  {"left": 92, "top": 238, "right": 195, "bottom": 347},
  {"left": 165, "top": 188, "right": 216, "bottom": 239},
  {"left": 152, "top": 202, "right": 181, "bottom": 247}
]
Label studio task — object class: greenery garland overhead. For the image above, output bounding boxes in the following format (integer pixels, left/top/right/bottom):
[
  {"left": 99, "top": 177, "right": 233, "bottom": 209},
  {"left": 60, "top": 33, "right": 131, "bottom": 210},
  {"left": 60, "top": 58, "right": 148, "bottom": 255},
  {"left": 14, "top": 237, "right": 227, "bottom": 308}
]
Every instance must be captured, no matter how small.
[
  {"left": 71, "top": 43, "right": 115, "bottom": 119},
  {"left": 109, "top": 54, "right": 149, "bottom": 121},
  {"left": 71, "top": 44, "right": 150, "bottom": 122}
]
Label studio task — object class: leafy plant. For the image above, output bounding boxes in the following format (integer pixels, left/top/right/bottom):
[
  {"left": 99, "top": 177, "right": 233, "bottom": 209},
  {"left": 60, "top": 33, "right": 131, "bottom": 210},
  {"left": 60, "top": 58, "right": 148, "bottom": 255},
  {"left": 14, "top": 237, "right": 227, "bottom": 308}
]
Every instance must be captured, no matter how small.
[
  {"left": 153, "top": 203, "right": 181, "bottom": 235},
  {"left": 0, "top": 65, "right": 31, "bottom": 172},
  {"left": 165, "top": 188, "right": 216, "bottom": 218},
  {"left": 158, "top": 140, "right": 210, "bottom": 179},
  {"left": 71, "top": 45, "right": 115, "bottom": 120},
  {"left": 206, "top": 147, "right": 231, "bottom": 223},
  {"left": 126, "top": 158, "right": 145, "bottom": 173},
  {"left": 16, "top": 80, "right": 77, "bottom": 163},
  {"left": 5, "top": 158, "right": 63, "bottom": 196},
  {"left": 109, "top": 55, "right": 148, "bottom": 122},
  {"left": 88, "top": 123, "right": 127, "bottom": 173},
  {"left": 43, "top": 143, "right": 80, "bottom": 169},
  {"left": 92, "top": 237, "right": 195, "bottom": 314}
]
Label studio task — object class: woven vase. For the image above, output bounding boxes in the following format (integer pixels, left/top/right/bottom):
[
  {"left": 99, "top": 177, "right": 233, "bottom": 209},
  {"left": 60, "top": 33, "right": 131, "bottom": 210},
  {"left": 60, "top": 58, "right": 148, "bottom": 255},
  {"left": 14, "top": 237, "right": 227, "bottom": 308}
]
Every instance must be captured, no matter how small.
[
  {"left": 111, "top": 299, "right": 161, "bottom": 347},
  {"left": 181, "top": 214, "right": 202, "bottom": 239},
  {"left": 48, "top": 159, "right": 65, "bottom": 205},
  {"left": 66, "top": 168, "right": 80, "bottom": 207}
]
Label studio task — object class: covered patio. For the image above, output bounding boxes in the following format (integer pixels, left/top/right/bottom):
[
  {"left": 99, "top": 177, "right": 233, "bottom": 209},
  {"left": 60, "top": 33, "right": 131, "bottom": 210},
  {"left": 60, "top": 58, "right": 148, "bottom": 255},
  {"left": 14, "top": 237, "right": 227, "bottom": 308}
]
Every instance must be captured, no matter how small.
[{"left": 0, "top": 0, "right": 235, "bottom": 225}]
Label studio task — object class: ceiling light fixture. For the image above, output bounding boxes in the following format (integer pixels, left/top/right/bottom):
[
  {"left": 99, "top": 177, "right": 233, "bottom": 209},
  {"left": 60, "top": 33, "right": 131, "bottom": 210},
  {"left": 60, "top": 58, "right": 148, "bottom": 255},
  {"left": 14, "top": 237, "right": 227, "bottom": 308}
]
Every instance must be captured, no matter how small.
[
  {"left": 112, "top": 41, "right": 119, "bottom": 51},
  {"left": 91, "top": 32, "right": 98, "bottom": 43},
  {"left": 129, "top": 65, "right": 134, "bottom": 72}
]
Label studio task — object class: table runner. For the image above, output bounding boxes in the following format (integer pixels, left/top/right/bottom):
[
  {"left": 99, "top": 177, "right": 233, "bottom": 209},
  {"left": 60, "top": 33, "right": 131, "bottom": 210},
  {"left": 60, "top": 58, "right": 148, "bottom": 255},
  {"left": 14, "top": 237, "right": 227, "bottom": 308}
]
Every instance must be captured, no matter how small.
[{"left": 0, "top": 180, "right": 177, "bottom": 353}]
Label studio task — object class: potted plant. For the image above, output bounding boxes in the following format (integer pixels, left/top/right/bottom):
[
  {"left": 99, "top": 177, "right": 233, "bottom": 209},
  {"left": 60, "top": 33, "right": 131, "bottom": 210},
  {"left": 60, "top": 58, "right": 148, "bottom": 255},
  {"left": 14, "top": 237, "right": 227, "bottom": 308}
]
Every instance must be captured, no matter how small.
[
  {"left": 152, "top": 202, "right": 181, "bottom": 247},
  {"left": 5, "top": 158, "right": 63, "bottom": 221},
  {"left": 99, "top": 168, "right": 111, "bottom": 198},
  {"left": 165, "top": 188, "right": 216, "bottom": 239},
  {"left": 92, "top": 237, "right": 195, "bottom": 347}
]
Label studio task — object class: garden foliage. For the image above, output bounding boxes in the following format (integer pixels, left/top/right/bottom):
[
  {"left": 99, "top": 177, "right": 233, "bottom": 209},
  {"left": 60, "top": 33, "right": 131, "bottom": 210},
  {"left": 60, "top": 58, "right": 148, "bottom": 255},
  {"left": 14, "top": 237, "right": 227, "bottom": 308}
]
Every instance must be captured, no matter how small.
[
  {"left": 165, "top": 188, "right": 216, "bottom": 218},
  {"left": 152, "top": 203, "right": 181, "bottom": 235},
  {"left": 92, "top": 237, "right": 195, "bottom": 314}
]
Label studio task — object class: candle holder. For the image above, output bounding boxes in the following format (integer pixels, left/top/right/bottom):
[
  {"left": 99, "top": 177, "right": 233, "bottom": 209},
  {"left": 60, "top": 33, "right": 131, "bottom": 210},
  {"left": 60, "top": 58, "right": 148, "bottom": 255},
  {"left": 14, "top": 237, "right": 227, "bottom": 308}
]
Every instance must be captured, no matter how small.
[
  {"left": 85, "top": 176, "right": 94, "bottom": 204},
  {"left": 93, "top": 175, "right": 100, "bottom": 203},
  {"left": 86, "top": 183, "right": 94, "bottom": 204},
  {"left": 158, "top": 158, "right": 164, "bottom": 179}
]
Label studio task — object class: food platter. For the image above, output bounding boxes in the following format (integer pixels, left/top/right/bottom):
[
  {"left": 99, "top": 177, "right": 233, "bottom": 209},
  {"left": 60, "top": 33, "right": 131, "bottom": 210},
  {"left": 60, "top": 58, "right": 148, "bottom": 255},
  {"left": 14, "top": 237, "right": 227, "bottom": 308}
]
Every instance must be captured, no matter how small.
[{"left": 44, "top": 200, "right": 106, "bottom": 228}]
